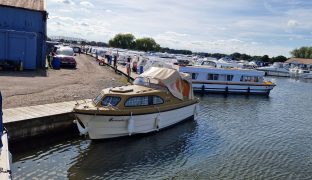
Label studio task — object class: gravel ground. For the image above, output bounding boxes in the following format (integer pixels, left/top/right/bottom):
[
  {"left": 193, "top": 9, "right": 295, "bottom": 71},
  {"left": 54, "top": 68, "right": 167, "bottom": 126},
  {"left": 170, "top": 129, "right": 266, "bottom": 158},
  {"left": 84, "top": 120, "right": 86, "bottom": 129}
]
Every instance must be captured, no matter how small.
[{"left": 0, "top": 54, "right": 126, "bottom": 109}]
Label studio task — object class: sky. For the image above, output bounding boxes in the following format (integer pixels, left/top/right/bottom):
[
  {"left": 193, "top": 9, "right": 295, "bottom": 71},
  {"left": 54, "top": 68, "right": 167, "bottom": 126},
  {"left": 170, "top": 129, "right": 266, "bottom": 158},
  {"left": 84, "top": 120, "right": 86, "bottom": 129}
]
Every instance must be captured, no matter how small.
[{"left": 47, "top": 0, "right": 312, "bottom": 57}]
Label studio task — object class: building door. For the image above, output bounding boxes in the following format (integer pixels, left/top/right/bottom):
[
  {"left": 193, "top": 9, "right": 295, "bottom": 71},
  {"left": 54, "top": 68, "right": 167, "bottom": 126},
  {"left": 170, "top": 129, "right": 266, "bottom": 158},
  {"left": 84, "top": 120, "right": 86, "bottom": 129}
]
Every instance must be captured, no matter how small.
[
  {"left": 7, "top": 31, "right": 37, "bottom": 69},
  {"left": 8, "top": 36, "right": 26, "bottom": 64}
]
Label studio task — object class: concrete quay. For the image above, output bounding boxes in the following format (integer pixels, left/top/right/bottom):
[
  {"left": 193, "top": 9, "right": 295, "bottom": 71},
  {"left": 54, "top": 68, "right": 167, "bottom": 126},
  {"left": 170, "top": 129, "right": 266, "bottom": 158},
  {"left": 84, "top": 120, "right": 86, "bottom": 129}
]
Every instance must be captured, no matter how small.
[
  {"left": 3, "top": 100, "right": 90, "bottom": 142},
  {"left": 3, "top": 54, "right": 139, "bottom": 142}
]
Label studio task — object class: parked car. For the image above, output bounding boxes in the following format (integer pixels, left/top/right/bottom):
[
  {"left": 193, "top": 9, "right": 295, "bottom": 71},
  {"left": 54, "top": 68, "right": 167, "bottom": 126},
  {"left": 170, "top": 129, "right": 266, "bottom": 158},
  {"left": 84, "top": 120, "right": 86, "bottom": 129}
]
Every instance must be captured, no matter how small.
[
  {"left": 55, "top": 47, "right": 77, "bottom": 68},
  {"left": 72, "top": 46, "right": 81, "bottom": 54}
]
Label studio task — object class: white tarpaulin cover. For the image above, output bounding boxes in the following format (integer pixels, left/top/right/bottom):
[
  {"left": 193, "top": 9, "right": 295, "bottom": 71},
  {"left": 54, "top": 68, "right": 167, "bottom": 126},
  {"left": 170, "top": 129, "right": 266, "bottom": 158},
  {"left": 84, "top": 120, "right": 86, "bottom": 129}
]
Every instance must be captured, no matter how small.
[{"left": 136, "top": 67, "right": 193, "bottom": 100}]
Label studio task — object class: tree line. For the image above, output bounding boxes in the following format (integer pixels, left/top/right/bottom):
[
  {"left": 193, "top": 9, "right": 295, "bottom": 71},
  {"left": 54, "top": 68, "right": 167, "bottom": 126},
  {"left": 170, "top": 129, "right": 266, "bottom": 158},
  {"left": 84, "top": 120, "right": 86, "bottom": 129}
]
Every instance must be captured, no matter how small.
[
  {"left": 291, "top": 47, "right": 312, "bottom": 59},
  {"left": 108, "top": 33, "right": 291, "bottom": 62},
  {"left": 196, "top": 52, "right": 287, "bottom": 63},
  {"left": 108, "top": 33, "right": 192, "bottom": 55}
]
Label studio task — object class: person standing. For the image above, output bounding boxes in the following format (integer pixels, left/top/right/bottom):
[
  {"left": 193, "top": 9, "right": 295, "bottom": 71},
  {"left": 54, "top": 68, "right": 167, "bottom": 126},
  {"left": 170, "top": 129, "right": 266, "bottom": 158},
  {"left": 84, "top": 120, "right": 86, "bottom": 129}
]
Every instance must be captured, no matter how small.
[
  {"left": 126, "top": 56, "right": 131, "bottom": 82},
  {"left": 113, "top": 54, "right": 118, "bottom": 72}
]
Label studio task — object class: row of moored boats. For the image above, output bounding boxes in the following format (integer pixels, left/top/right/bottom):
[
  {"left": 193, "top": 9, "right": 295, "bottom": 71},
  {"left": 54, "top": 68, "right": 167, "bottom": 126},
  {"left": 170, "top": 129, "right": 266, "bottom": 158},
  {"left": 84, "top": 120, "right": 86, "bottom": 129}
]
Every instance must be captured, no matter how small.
[{"left": 72, "top": 49, "right": 280, "bottom": 140}]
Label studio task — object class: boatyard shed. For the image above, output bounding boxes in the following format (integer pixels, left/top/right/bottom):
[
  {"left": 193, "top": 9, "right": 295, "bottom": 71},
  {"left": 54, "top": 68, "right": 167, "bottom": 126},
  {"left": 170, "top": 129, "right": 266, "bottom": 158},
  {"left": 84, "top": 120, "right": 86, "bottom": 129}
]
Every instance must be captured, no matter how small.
[
  {"left": 0, "top": 0, "right": 47, "bottom": 70},
  {"left": 286, "top": 58, "right": 312, "bottom": 70}
]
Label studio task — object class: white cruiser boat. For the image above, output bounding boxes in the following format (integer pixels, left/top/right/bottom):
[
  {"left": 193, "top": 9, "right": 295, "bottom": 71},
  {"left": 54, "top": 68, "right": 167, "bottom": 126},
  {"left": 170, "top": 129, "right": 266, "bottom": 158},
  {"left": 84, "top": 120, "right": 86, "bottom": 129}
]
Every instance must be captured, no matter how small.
[
  {"left": 257, "top": 62, "right": 290, "bottom": 77},
  {"left": 179, "top": 66, "right": 276, "bottom": 95},
  {"left": 289, "top": 67, "right": 310, "bottom": 77},
  {"left": 73, "top": 67, "right": 199, "bottom": 139},
  {"left": 196, "top": 59, "right": 243, "bottom": 69}
]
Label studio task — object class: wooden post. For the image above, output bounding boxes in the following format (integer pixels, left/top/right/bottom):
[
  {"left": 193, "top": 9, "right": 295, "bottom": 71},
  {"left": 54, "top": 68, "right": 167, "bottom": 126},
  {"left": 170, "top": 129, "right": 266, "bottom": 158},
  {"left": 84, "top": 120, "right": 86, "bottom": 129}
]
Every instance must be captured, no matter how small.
[
  {"left": 201, "top": 84, "right": 205, "bottom": 95},
  {"left": 225, "top": 86, "right": 229, "bottom": 94}
]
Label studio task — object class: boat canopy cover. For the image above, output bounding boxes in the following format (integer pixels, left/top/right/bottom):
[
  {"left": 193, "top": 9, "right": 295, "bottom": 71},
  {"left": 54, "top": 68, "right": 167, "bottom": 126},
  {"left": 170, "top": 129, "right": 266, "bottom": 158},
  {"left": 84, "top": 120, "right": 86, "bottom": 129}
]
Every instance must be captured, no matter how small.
[{"left": 136, "top": 67, "right": 194, "bottom": 100}]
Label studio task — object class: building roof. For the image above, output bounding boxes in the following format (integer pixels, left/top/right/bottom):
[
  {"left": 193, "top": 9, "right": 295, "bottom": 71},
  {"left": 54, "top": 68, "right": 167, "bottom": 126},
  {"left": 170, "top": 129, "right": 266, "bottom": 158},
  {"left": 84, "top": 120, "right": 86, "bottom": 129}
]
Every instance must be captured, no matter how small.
[
  {"left": 0, "top": 0, "right": 45, "bottom": 12},
  {"left": 286, "top": 58, "right": 312, "bottom": 65}
]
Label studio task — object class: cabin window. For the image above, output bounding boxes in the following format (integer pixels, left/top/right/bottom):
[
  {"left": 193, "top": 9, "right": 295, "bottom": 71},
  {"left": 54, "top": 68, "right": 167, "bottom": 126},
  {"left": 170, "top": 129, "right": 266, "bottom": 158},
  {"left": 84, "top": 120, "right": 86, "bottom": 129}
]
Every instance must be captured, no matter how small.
[
  {"left": 185, "top": 72, "right": 198, "bottom": 80},
  {"left": 102, "top": 96, "right": 121, "bottom": 106},
  {"left": 125, "top": 96, "right": 149, "bottom": 107},
  {"left": 202, "top": 61, "right": 216, "bottom": 67},
  {"left": 153, "top": 96, "right": 164, "bottom": 105},
  {"left": 192, "top": 73, "right": 198, "bottom": 80},
  {"left": 227, "top": 75, "right": 234, "bottom": 81},
  {"left": 240, "top": 76, "right": 259, "bottom": 82},
  {"left": 207, "top": 73, "right": 219, "bottom": 80},
  {"left": 219, "top": 74, "right": 226, "bottom": 81}
]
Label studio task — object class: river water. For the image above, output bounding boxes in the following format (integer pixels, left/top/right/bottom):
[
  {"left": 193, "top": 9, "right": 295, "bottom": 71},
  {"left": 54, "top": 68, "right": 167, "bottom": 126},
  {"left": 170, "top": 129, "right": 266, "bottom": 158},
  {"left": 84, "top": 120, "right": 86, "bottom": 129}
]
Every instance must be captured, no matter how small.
[{"left": 11, "top": 77, "right": 312, "bottom": 179}]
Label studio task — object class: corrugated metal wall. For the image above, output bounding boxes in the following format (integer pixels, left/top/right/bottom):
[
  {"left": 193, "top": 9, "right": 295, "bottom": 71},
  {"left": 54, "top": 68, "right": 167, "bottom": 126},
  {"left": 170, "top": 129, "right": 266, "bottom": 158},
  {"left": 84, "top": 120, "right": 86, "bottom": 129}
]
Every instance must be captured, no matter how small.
[{"left": 0, "top": 6, "right": 46, "bottom": 70}]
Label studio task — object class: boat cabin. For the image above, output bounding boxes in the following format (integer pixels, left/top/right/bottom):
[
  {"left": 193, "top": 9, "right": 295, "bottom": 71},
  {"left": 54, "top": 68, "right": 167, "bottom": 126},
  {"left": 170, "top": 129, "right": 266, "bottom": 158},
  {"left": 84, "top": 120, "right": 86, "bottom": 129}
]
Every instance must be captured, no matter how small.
[{"left": 181, "top": 66, "right": 265, "bottom": 84}]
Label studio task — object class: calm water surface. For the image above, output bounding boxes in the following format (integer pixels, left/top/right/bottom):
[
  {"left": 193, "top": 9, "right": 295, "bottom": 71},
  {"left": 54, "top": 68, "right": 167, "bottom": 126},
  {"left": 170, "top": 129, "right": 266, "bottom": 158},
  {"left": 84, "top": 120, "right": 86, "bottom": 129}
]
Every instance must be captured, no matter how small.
[{"left": 12, "top": 77, "right": 312, "bottom": 179}]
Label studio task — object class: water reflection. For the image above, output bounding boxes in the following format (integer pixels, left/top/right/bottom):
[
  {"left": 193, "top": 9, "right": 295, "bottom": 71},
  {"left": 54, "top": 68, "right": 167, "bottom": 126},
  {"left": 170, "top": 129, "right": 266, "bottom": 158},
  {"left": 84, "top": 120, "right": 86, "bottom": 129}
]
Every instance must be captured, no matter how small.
[{"left": 68, "top": 120, "right": 198, "bottom": 179}]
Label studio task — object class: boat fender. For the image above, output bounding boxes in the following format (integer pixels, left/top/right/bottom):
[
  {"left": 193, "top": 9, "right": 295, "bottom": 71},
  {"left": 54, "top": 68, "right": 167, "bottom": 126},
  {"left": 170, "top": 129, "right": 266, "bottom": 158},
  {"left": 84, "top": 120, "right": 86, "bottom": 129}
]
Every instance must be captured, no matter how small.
[
  {"left": 73, "top": 120, "right": 88, "bottom": 135},
  {"left": 193, "top": 105, "right": 198, "bottom": 118},
  {"left": 128, "top": 112, "right": 134, "bottom": 135},
  {"left": 225, "top": 86, "right": 229, "bottom": 94},
  {"left": 154, "top": 114, "right": 160, "bottom": 131},
  {"left": 201, "top": 85, "right": 205, "bottom": 94}
]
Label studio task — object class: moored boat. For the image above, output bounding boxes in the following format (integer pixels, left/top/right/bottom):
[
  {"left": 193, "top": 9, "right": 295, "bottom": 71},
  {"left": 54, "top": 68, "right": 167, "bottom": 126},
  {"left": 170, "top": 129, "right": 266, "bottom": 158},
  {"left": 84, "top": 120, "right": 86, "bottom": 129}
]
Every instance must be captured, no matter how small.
[
  {"left": 289, "top": 67, "right": 311, "bottom": 77},
  {"left": 73, "top": 67, "right": 199, "bottom": 140},
  {"left": 179, "top": 66, "right": 276, "bottom": 95},
  {"left": 256, "top": 62, "right": 290, "bottom": 77}
]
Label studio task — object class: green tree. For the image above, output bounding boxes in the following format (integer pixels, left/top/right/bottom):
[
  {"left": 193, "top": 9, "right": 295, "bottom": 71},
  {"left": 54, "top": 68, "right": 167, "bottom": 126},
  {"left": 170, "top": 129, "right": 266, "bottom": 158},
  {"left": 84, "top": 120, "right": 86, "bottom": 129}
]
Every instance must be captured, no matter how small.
[
  {"left": 97, "top": 42, "right": 108, "bottom": 47},
  {"left": 81, "top": 41, "right": 87, "bottom": 46},
  {"left": 240, "top": 54, "right": 252, "bottom": 60},
  {"left": 108, "top": 33, "right": 135, "bottom": 49},
  {"left": 90, "top": 41, "right": 97, "bottom": 46},
  {"left": 291, "top": 46, "right": 312, "bottom": 58},
  {"left": 230, "top": 52, "right": 241, "bottom": 60},
  {"left": 135, "top": 37, "right": 160, "bottom": 52},
  {"left": 261, "top": 55, "right": 270, "bottom": 62},
  {"left": 271, "top": 55, "right": 287, "bottom": 63}
]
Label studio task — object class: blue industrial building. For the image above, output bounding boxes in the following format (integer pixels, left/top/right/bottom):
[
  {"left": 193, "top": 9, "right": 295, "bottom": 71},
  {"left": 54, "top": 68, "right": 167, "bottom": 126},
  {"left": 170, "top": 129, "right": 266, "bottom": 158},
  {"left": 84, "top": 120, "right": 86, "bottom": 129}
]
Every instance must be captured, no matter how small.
[{"left": 0, "top": 0, "right": 47, "bottom": 70}]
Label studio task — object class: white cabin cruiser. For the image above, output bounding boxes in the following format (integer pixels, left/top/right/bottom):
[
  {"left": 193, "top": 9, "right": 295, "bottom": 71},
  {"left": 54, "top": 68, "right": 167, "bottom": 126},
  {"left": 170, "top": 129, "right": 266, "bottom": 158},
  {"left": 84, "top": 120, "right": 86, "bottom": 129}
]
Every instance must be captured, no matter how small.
[
  {"left": 257, "top": 62, "right": 290, "bottom": 77},
  {"left": 73, "top": 67, "right": 199, "bottom": 139},
  {"left": 180, "top": 66, "right": 276, "bottom": 95},
  {"left": 197, "top": 59, "right": 243, "bottom": 69},
  {"left": 289, "top": 67, "right": 311, "bottom": 77}
]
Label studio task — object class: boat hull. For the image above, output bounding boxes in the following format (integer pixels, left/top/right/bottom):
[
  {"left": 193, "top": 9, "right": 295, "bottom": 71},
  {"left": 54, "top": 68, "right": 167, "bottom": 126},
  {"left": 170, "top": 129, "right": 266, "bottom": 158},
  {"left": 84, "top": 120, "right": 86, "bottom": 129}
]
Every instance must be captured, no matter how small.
[
  {"left": 257, "top": 70, "right": 290, "bottom": 77},
  {"left": 192, "top": 82, "right": 274, "bottom": 95},
  {"left": 75, "top": 103, "right": 198, "bottom": 139},
  {"left": 0, "top": 131, "right": 12, "bottom": 180}
]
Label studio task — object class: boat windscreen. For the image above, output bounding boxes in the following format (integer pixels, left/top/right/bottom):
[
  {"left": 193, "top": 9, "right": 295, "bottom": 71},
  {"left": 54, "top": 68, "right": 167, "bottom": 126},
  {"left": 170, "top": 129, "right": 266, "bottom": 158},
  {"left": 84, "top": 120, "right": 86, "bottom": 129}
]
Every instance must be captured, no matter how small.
[
  {"left": 93, "top": 93, "right": 104, "bottom": 105},
  {"left": 133, "top": 77, "right": 161, "bottom": 87}
]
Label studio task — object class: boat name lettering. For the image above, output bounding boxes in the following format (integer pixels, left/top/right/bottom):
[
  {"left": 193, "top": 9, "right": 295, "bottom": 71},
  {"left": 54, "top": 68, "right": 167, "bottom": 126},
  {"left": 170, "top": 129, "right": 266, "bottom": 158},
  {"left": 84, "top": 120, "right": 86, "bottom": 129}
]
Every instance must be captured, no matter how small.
[{"left": 109, "top": 118, "right": 126, "bottom": 121}]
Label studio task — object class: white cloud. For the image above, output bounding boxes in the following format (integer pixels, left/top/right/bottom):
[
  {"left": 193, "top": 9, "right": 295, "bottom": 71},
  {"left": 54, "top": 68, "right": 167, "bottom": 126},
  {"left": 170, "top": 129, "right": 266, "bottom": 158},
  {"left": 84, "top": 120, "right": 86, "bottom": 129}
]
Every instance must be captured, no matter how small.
[
  {"left": 46, "top": 0, "right": 312, "bottom": 56},
  {"left": 287, "top": 19, "right": 299, "bottom": 28},
  {"left": 81, "top": 22, "right": 89, "bottom": 26},
  {"left": 59, "top": 0, "right": 74, "bottom": 5},
  {"left": 80, "top": 1, "right": 94, "bottom": 7},
  {"left": 164, "top": 31, "right": 188, "bottom": 37}
]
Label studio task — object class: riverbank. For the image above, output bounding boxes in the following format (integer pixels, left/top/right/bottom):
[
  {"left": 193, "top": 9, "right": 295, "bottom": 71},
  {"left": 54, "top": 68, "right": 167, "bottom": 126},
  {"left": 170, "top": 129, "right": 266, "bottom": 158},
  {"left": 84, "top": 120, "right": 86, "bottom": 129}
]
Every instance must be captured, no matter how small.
[{"left": 0, "top": 54, "right": 125, "bottom": 109}]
